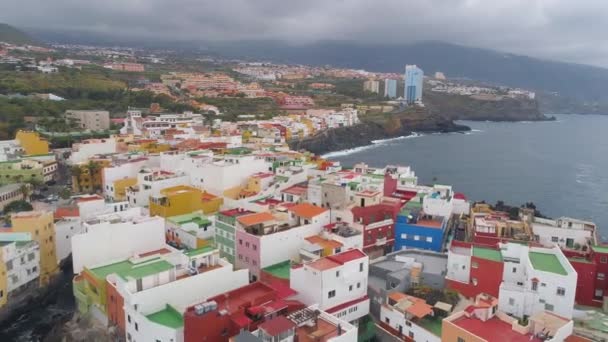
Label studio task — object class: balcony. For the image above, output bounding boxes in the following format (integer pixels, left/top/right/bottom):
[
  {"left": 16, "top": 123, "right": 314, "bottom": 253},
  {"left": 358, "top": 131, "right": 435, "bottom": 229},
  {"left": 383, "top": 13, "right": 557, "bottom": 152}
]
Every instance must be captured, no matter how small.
[{"left": 375, "top": 237, "right": 388, "bottom": 246}]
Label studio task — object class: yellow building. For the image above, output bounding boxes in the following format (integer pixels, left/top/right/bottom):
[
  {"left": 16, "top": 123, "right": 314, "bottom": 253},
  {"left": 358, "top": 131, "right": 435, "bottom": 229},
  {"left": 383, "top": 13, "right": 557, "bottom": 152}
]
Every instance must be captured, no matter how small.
[
  {"left": 72, "top": 159, "right": 111, "bottom": 193},
  {"left": 11, "top": 211, "right": 58, "bottom": 285},
  {"left": 15, "top": 131, "right": 50, "bottom": 155},
  {"left": 149, "top": 185, "right": 223, "bottom": 218},
  {"left": 112, "top": 177, "right": 137, "bottom": 201},
  {"left": 127, "top": 140, "right": 171, "bottom": 154}
]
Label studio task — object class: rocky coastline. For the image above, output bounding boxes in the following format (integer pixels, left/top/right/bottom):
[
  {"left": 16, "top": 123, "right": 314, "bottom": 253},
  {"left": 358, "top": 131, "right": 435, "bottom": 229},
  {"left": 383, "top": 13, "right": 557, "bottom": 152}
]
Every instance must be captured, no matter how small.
[{"left": 288, "top": 117, "right": 470, "bottom": 156}]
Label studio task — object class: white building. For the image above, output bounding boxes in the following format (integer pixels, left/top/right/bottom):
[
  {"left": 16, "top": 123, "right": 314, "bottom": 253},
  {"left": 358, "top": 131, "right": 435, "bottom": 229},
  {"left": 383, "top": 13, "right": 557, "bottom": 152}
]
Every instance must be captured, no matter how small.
[
  {"left": 69, "top": 138, "right": 117, "bottom": 164},
  {"left": 102, "top": 156, "right": 150, "bottom": 201},
  {"left": 531, "top": 216, "right": 597, "bottom": 250},
  {"left": 0, "top": 238, "right": 40, "bottom": 292},
  {"left": 497, "top": 243, "right": 577, "bottom": 319},
  {"left": 71, "top": 214, "right": 165, "bottom": 274},
  {"left": 291, "top": 249, "right": 370, "bottom": 325},
  {"left": 53, "top": 207, "right": 82, "bottom": 263},
  {"left": 126, "top": 169, "right": 190, "bottom": 207},
  {"left": 380, "top": 292, "right": 441, "bottom": 342}
]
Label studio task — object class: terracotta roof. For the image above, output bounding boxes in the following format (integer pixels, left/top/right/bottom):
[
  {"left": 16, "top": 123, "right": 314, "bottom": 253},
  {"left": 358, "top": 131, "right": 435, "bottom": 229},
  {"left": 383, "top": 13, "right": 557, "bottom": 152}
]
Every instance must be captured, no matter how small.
[
  {"left": 288, "top": 203, "right": 327, "bottom": 219},
  {"left": 54, "top": 207, "right": 79, "bottom": 219},
  {"left": 308, "top": 258, "right": 341, "bottom": 271},
  {"left": 237, "top": 212, "right": 275, "bottom": 226},
  {"left": 326, "top": 249, "right": 366, "bottom": 265},
  {"left": 76, "top": 194, "right": 104, "bottom": 203},
  {"left": 305, "top": 235, "right": 343, "bottom": 249},
  {"left": 258, "top": 316, "right": 296, "bottom": 336}
]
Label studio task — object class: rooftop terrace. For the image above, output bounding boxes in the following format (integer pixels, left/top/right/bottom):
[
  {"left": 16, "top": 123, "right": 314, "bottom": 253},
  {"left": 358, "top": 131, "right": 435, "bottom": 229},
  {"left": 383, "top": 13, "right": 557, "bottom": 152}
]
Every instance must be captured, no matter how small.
[
  {"left": 146, "top": 304, "right": 183, "bottom": 329},
  {"left": 473, "top": 246, "right": 503, "bottom": 262},
  {"left": 529, "top": 252, "right": 567, "bottom": 276},
  {"left": 89, "top": 258, "right": 173, "bottom": 281}
]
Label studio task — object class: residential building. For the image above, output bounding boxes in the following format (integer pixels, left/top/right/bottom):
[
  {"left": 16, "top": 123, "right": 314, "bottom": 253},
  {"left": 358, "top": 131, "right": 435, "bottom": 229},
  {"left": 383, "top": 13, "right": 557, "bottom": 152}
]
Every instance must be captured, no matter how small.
[
  {"left": 10, "top": 211, "right": 58, "bottom": 285},
  {"left": 65, "top": 110, "right": 110, "bottom": 131},
  {"left": 0, "top": 183, "right": 27, "bottom": 211},
  {"left": 368, "top": 249, "right": 447, "bottom": 317},
  {"left": 446, "top": 241, "right": 577, "bottom": 319},
  {"left": 291, "top": 249, "right": 370, "bottom": 325},
  {"left": 15, "top": 130, "right": 49, "bottom": 155},
  {"left": 395, "top": 204, "right": 448, "bottom": 252},
  {"left": 53, "top": 206, "right": 82, "bottom": 263},
  {"left": 352, "top": 196, "right": 402, "bottom": 258},
  {"left": 384, "top": 79, "right": 397, "bottom": 98},
  {"left": 363, "top": 80, "right": 380, "bottom": 94},
  {"left": 71, "top": 159, "right": 111, "bottom": 193},
  {"left": 149, "top": 185, "right": 222, "bottom": 217},
  {"left": 215, "top": 208, "right": 254, "bottom": 265},
  {"left": 126, "top": 169, "right": 190, "bottom": 207},
  {"left": 379, "top": 292, "right": 441, "bottom": 342},
  {"left": 235, "top": 205, "right": 329, "bottom": 281},
  {"left": 0, "top": 235, "right": 40, "bottom": 308},
  {"left": 69, "top": 138, "right": 117, "bottom": 164},
  {"left": 404, "top": 65, "right": 423, "bottom": 104},
  {"left": 531, "top": 216, "right": 597, "bottom": 251},
  {"left": 442, "top": 293, "right": 574, "bottom": 342},
  {"left": 0, "top": 159, "right": 45, "bottom": 186},
  {"left": 165, "top": 211, "right": 214, "bottom": 249}
]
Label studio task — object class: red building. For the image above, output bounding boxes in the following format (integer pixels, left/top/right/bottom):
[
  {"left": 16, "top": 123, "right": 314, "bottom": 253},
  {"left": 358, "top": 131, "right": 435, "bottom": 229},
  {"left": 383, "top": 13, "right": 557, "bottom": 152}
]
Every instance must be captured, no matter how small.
[
  {"left": 183, "top": 281, "right": 304, "bottom": 341},
  {"left": 565, "top": 245, "right": 608, "bottom": 307},
  {"left": 351, "top": 197, "right": 402, "bottom": 257},
  {"left": 446, "top": 241, "right": 505, "bottom": 299}
]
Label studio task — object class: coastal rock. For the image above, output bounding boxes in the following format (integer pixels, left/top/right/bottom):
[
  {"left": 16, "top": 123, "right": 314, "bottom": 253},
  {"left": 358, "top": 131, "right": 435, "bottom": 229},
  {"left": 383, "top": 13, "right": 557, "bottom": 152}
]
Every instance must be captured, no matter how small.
[{"left": 289, "top": 115, "right": 470, "bottom": 155}]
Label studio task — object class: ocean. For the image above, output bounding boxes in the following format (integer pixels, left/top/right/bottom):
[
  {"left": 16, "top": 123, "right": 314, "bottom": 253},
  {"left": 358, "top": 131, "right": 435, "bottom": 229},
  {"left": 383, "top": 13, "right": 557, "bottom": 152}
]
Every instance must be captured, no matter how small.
[{"left": 328, "top": 114, "right": 608, "bottom": 240}]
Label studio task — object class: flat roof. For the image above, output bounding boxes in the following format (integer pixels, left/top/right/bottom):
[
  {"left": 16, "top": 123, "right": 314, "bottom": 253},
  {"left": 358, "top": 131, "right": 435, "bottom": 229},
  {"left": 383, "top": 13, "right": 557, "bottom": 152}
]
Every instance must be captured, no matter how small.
[
  {"left": 184, "top": 245, "right": 216, "bottom": 257},
  {"left": 592, "top": 245, "right": 608, "bottom": 254},
  {"left": 452, "top": 316, "right": 541, "bottom": 342},
  {"left": 473, "top": 246, "right": 503, "bottom": 262},
  {"left": 167, "top": 212, "right": 211, "bottom": 227},
  {"left": 288, "top": 203, "right": 327, "bottom": 219},
  {"left": 146, "top": 304, "right": 183, "bottom": 329},
  {"left": 263, "top": 261, "right": 291, "bottom": 279},
  {"left": 89, "top": 258, "right": 173, "bottom": 281},
  {"left": 529, "top": 252, "right": 567, "bottom": 276},
  {"left": 237, "top": 212, "right": 275, "bottom": 226}
]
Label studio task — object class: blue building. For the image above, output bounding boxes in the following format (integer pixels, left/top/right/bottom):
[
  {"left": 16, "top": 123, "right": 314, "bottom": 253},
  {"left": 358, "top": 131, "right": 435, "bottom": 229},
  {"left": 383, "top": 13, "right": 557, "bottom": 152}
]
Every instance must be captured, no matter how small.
[
  {"left": 384, "top": 79, "right": 397, "bottom": 99},
  {"left": 404, "top": 65, "right": 424, "bottom": 104},
  {"left": 394, "top": 204, "right": 447, "bottom": 252}
]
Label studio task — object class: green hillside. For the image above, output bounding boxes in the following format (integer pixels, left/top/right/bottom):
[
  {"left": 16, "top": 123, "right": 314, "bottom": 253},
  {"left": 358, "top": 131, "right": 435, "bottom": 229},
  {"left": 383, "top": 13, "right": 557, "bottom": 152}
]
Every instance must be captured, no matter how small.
[{"left": 0, "top": 23, "right": 39, "bottom": 45}]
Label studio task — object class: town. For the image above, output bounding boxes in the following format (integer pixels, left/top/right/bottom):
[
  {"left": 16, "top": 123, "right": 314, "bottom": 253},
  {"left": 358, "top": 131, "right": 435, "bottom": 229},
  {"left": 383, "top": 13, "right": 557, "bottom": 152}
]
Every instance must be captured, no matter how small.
[{"left": 0, "top": 39, "right": 599, "bottom": 342}]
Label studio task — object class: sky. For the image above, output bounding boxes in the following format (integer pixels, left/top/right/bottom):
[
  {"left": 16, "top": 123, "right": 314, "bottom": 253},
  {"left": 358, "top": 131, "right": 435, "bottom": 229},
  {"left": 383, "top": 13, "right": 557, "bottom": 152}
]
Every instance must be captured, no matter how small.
[{"left": 2, "top": 0, "right": 608, "bottom": 67}]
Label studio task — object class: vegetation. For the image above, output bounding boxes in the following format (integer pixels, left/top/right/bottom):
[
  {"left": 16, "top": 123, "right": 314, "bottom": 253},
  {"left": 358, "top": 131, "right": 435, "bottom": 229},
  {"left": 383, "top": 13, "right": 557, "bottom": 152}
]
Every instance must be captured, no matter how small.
[
  {"left": 59, "top": 188, "right": 71, "bottom": 200},
  {"left": 492, "top": 200, "right": 549, "bottom": 220},
  {"left": 0, "top": 23, "right": 39, "bottom": 45},
  {"left": 3, "top": 200, "right": 33, "bottom": 214},
  {"left": 406, "top": 286, "right": 460, "bottom": 317},
  {"left": 196, "top": 97, "right": 280, "bottom": 120}
]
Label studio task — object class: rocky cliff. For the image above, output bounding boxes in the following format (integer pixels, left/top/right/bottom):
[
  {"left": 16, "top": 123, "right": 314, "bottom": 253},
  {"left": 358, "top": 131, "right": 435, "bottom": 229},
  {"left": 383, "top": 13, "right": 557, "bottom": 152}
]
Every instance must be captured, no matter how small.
[{"left": 289, "top": 112, "right": 469, "bottom": 155}]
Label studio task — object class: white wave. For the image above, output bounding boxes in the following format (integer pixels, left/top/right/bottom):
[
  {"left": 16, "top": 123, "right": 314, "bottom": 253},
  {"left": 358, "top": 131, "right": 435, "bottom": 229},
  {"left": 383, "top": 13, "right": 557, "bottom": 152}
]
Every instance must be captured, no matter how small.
[
  {"left": 323, "top": 132, "right": 425, "bottom": 158},
  {"left": 471, "top": 129, "right": 483, "bottom": 132}
]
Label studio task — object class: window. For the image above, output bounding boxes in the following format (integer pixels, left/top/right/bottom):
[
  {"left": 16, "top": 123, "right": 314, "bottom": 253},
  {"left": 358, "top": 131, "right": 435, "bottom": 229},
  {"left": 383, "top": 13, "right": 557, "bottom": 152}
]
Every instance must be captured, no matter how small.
[
  {"left": 408, "top": 331, "right": 414, "bottom": 338},
  {"left": 245, "top": 242, "right": 250, "bottom": 248},
  {"left": 532, "top": 281, "right": 538, "bottom": 291},
  {"left": 128, "top": 315, "right": 131, "bottom": 323},
  {"left": 602, "top": 256, "right": 608, "bottom": 264},
  {"left": 135, "top": 323, "right": 138, "bottom": 331},
  {"left": 598, "top": 273, "right": 605, "bottom": 280},
  {"left": 471, "top": 261, "right": 479, "bottom": 269},
  {"left": 349, "top": 285, "right": 353, "bottom": 291},
  {"left": 336, "top": 271, "right": 340, "bottom": 277},
  {"left": 385, "top": 317, "right": 390, "bottom": 324},
  {"left": 457, "top": 338, "right": 465, "bottom": 342},
  {"left": 127, "top": 333, "right": 132, "bottom": 341},
  {"left": 551, "top": 236, "right": 559, "bottom": 242},
  {"left": 328, "top": 290, "right": 336, "bottom": 298},
  {"left": 545, "top": 303, "right": 554, "bottom": 311},
  {"left": 238, "top": 254, "right": 243, "bottom": 260},
  {"left": 508, "top": 298, "right": 515, "bottom": 305},
  {"left": 557, "top": 287, "right": 566, "bottom": 296},
  {"left": 401, "top": 233, "right": 408, "bottom": 239},
  {"left": 28, "top": 253, "right": 35, "bottom": 261},
  {"left": 414, "top": 235, "right": 420, "bottom": 241},
  {"left": 426, "top": 236, "right": 433, "bottom": 243},
  {"left": 357, "top": 282, "right": 361, "bottom": 288},
  {"left": 472, "top": 278, "right": 478, "bottom": 285},
  {"left": 239, "top": 239, "right": 243, "bottom": 245},
  {"left": 359, "top": 263, "right": 364, "bottom": 272},
  {"left": 512, "top": 267, "right": 517, "bottom": 273},
  {"left": 253, "top": 244, "right": 257, "bottom": 251},
  {"left": 405, "top": 321, "right": 412, "bottom": 327}
]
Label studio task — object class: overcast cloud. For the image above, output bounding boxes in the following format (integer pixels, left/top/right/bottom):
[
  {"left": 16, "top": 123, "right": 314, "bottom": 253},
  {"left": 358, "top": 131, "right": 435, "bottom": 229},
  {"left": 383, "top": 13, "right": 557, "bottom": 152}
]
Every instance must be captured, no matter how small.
[{"left": 2, "top": 0, "right": 608, "bottom": 67}]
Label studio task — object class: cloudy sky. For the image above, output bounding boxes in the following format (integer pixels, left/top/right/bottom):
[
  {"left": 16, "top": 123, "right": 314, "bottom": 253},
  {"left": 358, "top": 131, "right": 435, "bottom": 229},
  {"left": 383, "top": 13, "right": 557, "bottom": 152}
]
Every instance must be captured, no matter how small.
[{"left": 2, "top": 0, "right": 608, "bottom": 67}]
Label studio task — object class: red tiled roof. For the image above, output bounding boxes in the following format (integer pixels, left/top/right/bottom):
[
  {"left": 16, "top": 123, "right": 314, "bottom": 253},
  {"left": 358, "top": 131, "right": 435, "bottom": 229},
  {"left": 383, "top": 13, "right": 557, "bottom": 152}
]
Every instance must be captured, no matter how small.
[
  {"left": 452, "top": 316, "right": 542, "bottom": 342},
  {"left": 326, "top": 249, "right": 366, "bottom": 265},
  {"left": 54, "top": 207, "right": 79, "bottom": 219},
  {"left": 231, "top": 312, "right": 252, "bottom": 328},
  {"left": 288, "top": 203, "right": 327, "bottom": 219},
  {"left": 258, "top": 316, "right": 296, "bottom": 336}
]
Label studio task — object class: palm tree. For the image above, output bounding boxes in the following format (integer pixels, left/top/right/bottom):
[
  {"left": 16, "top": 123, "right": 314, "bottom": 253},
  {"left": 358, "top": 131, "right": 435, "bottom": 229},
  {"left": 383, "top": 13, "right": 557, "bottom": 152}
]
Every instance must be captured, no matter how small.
[{"left": 19, "top": 183, "right": 32, "bottom": 201}]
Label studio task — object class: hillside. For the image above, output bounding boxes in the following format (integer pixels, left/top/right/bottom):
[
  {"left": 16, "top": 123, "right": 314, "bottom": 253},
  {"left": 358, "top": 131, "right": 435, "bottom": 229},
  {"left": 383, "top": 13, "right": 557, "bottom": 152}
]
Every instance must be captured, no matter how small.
[
  {"left": 204, "top": 40, "right": 608, "bottom": 111},
  {"left": 0, "top": 23, "right": 39, "bottom": 45}
]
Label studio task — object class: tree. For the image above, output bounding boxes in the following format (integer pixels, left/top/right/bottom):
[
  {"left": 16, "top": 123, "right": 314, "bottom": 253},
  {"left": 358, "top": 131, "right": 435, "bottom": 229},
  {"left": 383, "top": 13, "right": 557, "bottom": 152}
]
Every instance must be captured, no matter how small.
[
  {"left": 19, "top": 183, "right": 31, "bottom": 201},
  {"left": 3, "top": 200, "right": 33, "bottom": 214},
  {"left": 59, "top": 188, "right": 71, "bottom": 200}
]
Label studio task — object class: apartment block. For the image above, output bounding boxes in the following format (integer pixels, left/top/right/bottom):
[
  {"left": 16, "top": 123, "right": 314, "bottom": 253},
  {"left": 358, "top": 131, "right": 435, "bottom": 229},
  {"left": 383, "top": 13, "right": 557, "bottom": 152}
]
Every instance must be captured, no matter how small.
[{"left": 65, "top": 110, "right": 110, "bottom": 131}]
